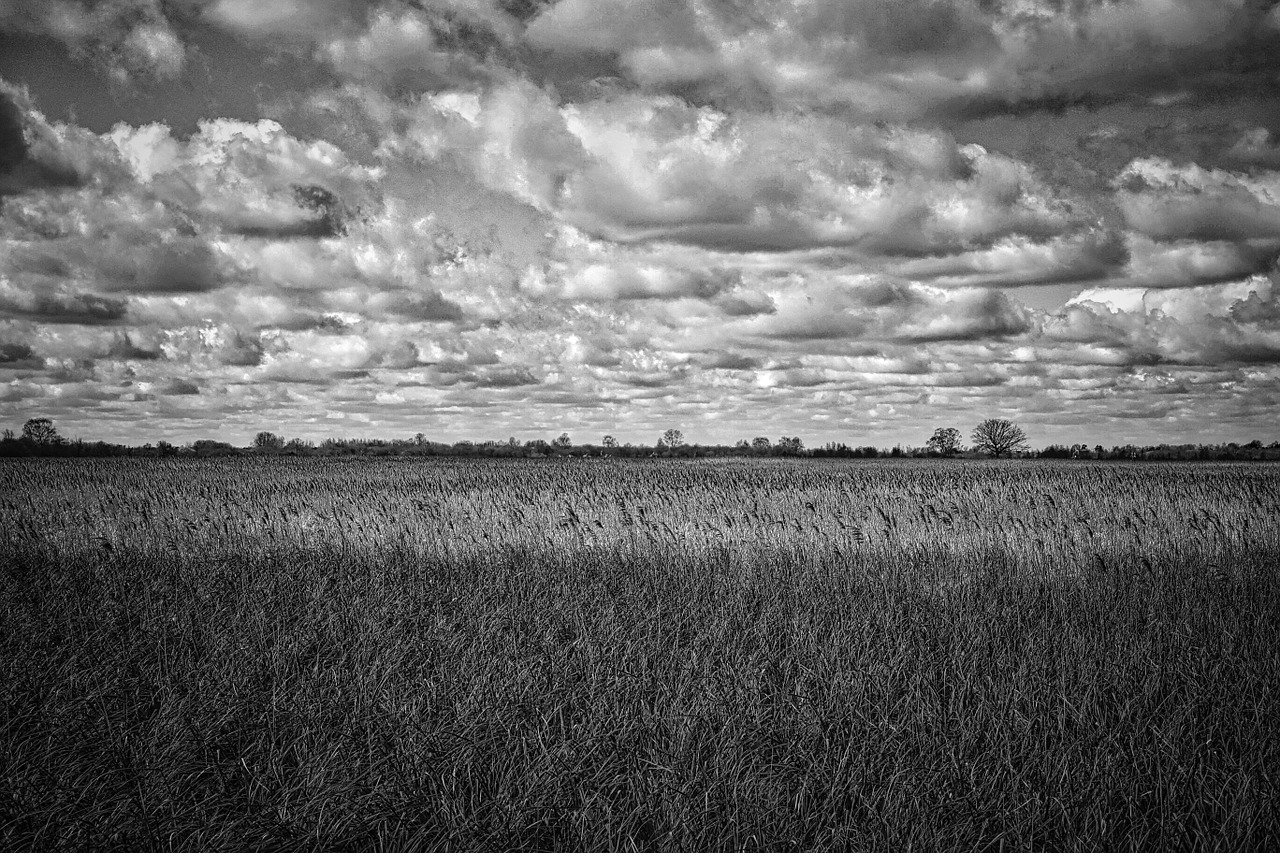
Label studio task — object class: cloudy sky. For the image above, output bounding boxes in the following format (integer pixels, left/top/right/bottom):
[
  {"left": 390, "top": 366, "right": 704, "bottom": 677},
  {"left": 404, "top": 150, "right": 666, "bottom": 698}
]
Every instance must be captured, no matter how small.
[{"left": 2, "top": 0, "right": 1279, "bottom": 448}]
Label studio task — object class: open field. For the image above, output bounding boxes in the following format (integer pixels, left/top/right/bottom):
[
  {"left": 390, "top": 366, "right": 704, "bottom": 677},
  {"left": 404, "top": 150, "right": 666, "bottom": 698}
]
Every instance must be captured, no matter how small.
[{"left": 2, "top": 458, "right": 1278, "bottom": 851}]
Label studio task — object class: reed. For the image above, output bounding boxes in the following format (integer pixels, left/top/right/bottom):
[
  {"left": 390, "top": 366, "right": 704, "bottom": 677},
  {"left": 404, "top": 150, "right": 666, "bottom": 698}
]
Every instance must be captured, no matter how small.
[{"left": 1, "top": 458, "right": 1277, "bottom": 851}]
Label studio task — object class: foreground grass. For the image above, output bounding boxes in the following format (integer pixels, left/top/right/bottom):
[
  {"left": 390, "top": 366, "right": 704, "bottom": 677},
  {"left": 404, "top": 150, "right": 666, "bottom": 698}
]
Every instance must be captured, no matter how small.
[{"left": 2, "top": 459, "right": 1278, "bottom": 851}]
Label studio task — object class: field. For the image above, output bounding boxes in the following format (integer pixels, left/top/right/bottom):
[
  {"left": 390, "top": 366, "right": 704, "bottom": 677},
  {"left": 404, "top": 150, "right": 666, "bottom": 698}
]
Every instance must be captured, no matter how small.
[{"left": 2, "top": 457, "right": 1278, "bottom": 851}]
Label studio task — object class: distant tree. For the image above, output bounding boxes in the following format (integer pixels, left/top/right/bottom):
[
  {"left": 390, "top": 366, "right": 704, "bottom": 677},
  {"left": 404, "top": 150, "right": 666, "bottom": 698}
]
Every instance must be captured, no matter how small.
[
  {"left": 925, "top": 427, "right": 963, "bottom": 456},
  {"left": 2, "top": 428, "right": 14, "bottom": 441},
  {"left": 414, "top": 432, "right": 427, "bottom": 446},
  {"left": 253, "top": 431, "right": 285, "bottom": 451},
  {"left": 552, "top": 432, "right": 572, "bottom": 449},
  {"left": 735, "top": 439, "right": 750, "bottom": 449},
  {"left": 751, "top": 436, "right": 772, "bottom": 452},
  {"left": 971, "top": 419, "right": 1029, "bottom": 457},
  {"left": 601, "top": 435, "right": 618, "bottom": 448},
  {"left": 660, "top": 428, "right": 685, "bottom": 448},
  {"left": 22, "top": 418, "right": 61, "bottom": 445},
  {"left": 777, "top": 436, "right": 805, "bottom": 454}
]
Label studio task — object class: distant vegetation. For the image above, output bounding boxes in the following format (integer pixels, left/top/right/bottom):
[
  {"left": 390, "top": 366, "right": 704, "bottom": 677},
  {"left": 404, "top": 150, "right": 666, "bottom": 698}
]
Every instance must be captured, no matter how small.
[
  {"left": 2, "top": 458, "right": 1277, "bottom": 850},
  {"left": 3, "top": 417, "right": 1279, "bottom": 460}
]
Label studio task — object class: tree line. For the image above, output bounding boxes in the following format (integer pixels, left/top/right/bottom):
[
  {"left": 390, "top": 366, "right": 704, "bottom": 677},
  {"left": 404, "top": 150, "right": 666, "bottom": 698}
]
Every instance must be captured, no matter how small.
[{"left": 4, "top": 417, "right": 1279, "bottom": 461}]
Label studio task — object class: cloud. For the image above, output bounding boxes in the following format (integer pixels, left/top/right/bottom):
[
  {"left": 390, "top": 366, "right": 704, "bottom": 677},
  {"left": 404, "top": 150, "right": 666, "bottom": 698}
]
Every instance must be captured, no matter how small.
[
  {"left": 320, "top": 3, "right": 514, "bottom": 91},
  {"left": 1223, "top": 128, "right": 1280, "bottom": 171},
  {"left": 471, "top": 364, "right": 540, "bottom": 387},
  {"left": 512, "top": 0, "right": 1280, "bottom": 123},
  {"left": 160, "top": 378, "right": 201, "bottom": 395},
  {"left": 560, "top": 263, "right": 737, "bottom": 301},
  {"left": 202, "top": 0, "right": 357, "bottom": 38},
  {"left": 1048, "top": 275, "right": 1280, "bottom": 366},
  {"left": 1115, "top": 158, "right": 1280, "bottom": 242},
  {"left": 5, "top": 3, "right": 1280, "bottom": 446},
  {"left": 0, "top": 278, "right": 128, "bottom": 324},
  {"left": 537, "top": 98, "right": 1086, "bottom": 254},
  {"left": 94, "top": 238, "right": 227, "bottom": 294},
  {"left": 895, "top": 230, "right": 1128, "bottom": 288},
  {"left": 747, "top": 278, "right": 1032, "bottom": 344},
  {"left": 0, "top": 84, "right": 118, "bottom": 195},
  {"left": 0, "top": 340, "right": 40, "bottom": 368},
  {"left": 0, "top": 0, "right": 186, "bottom": 81}
]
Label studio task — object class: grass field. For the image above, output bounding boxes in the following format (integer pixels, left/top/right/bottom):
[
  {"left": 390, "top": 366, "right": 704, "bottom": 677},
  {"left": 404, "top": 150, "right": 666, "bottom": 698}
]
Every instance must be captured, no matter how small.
[{"left": 2, "top": 457, "right": 1278, "bottom": 851}]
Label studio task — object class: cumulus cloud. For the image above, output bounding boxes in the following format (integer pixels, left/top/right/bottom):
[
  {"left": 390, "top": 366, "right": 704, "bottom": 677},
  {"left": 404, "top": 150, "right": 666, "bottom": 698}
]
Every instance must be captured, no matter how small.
[
  {"left": 746, "top": 278, "right": 1033, "bottom": 345},
  {"left": 1115, "top": 158, "right": 1280, "bottom": 243},
  {"left": 4, "top": 2, "right": 1280, "bottom": 445},
  {"left": 0, "top": 84, "right": 122, "bottom": 195},
  {"left": 1048, "top": 275, "right": 1280, "bottom": 366},
  {"left": 541, "top": 98, "right": 1087, "bottom": 254}
]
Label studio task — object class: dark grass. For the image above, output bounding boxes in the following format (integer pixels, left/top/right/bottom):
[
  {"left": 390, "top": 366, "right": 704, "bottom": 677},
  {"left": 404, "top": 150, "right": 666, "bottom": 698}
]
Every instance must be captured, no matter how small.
[{"left": 2, "top": 458, "right": 1278, "bottom": 851}]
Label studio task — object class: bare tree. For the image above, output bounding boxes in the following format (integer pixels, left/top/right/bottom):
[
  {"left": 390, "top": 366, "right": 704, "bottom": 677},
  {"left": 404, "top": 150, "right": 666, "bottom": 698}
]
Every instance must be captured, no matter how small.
[
  {"left": 659, "top": 428, "right": 685, "bottom": 448},
  {"left": 970, "top": 419, "right": 1028, "bottom": 457}
]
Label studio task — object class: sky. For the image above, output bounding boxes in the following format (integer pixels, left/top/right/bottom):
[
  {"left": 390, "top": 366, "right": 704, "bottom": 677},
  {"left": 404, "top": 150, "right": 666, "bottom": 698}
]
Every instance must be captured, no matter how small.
[{"left": 2, "top": 0, "right": 1280, "bottom": 449}]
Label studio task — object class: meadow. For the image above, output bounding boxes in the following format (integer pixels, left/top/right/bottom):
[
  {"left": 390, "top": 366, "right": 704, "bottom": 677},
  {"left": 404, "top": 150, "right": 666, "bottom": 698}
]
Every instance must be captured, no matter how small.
[{"left": 1, "top": 457, "right": 1277, "bottom": 851}]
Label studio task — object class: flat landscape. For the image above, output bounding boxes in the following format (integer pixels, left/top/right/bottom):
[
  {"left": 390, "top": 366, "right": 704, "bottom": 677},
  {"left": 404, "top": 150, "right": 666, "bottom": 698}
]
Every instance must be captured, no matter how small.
[{"left": 2, "top": 458, "right": 1278, "bottom": 851}]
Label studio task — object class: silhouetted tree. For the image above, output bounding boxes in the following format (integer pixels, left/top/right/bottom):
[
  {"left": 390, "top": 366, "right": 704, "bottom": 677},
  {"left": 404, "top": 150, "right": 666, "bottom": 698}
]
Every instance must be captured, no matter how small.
[
  {"left": 971, "top": 419, "right": 1028, "bottom": 457},
  {"left": 777, "top": 436, "right": 805, "bottom": 454},
  {"left": 751, "top": 436, "right": 771, "bottom": 452},
  {"left": 552, "top": 432, "right": 572, "bottom": 449},
  {"left": 253, "top": 431, "right": 285, "bottom": 451},
  {"left": 660, "top": 429, "right": 685, "bottom": 448},
  {"left": 925, "top": 427, "right": 963, "bottom": 456},
  {"left": 22, "top": 417, "right": 61, "bottom": 445},
  {"left": 601, "top": 435, "right": 618, "bottom": 447}
]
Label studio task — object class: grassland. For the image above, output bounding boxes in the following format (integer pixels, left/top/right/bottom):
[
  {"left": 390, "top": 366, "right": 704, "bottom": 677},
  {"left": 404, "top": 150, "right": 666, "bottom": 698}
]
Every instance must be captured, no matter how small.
[{"left": 2, "top": 457, "right": 1278, "bottom": 851}]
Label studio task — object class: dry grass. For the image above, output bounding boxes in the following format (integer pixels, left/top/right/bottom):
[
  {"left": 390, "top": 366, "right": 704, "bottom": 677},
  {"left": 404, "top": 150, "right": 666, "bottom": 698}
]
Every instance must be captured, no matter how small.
[{"left": 2, "top": 457, "right": 1278, "bottom": 851}]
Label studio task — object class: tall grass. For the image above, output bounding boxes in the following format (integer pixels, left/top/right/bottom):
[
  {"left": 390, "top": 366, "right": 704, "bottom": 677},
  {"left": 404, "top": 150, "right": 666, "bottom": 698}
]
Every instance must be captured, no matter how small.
[{"left": 2, "top": 458, "right": 1277, "bottom": 851}]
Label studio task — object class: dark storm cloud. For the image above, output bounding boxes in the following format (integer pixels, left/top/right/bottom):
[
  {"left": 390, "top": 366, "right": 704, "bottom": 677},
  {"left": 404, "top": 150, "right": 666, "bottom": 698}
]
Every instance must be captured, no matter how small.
[
  {"left": 0, "top": 340, "right": 39, "bottom": 368},
  {"left": 0, "top": 88, "right": 87, "bottom": 194},
  {"left": 0, "top": 286, "right": 127, "bottom": 324},
  {"left": 702, "top": 351, "right": 760, "bottom": 371},
  {"left": 99, "top": 239, "right": 226, "bottom": 294},
  {"left": 381, "top": 289, "right": 466, "bottom": 322},
  {"left": 0, "top": 89, "right": 24, "bottom": 172},
  {"left": 754, "top": 280, "right": 1033, "bottom": 345},
  {"left": 160, "top": 378, "right": 200, "bottom": 395}
]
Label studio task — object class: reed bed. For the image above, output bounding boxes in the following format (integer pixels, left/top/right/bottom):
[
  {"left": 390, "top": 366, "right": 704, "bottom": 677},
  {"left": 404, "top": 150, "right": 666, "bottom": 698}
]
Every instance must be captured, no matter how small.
[{"left": 2, "top": 458, "right": 1277, "bottom": 851}]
